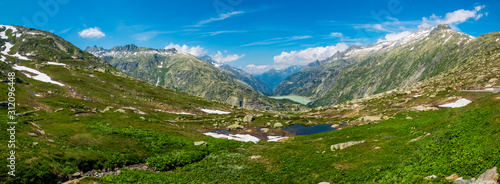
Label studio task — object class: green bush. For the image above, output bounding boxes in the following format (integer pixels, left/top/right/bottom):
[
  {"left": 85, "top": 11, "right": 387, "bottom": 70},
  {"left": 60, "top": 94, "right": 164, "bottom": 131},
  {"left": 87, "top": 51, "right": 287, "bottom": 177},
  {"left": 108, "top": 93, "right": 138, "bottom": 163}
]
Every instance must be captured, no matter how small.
[{"left": 146, "top": 150, "right": 207, "bottom": 171}]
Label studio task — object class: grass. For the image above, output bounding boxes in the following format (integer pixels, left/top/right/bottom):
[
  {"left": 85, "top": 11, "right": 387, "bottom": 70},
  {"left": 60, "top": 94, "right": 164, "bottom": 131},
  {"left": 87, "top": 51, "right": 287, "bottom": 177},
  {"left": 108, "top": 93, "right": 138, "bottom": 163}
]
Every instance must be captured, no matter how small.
[{"left": 73, "top": 93, "right": 500, "bottom": 184}]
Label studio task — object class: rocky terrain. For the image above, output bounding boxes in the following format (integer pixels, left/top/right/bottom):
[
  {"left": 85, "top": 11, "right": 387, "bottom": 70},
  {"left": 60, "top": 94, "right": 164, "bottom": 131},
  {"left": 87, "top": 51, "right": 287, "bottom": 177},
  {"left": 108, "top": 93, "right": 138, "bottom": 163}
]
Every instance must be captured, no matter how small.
[{"left": 274, "top": 24, "right": 500, "bottom": 107}]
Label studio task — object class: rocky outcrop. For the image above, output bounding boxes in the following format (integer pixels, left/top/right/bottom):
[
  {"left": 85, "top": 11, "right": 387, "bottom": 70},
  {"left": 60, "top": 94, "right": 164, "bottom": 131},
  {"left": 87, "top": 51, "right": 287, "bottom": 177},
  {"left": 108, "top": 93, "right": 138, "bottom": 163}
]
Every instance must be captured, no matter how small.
[
  {"left": 473, "top": 167, "right": 498, "bottom": 184},
  {"left": 243, "top": 115, "right": 254, "bottom": 122},
  {"left": 330, "top": 141, "right": 365, "bottom": 150}
]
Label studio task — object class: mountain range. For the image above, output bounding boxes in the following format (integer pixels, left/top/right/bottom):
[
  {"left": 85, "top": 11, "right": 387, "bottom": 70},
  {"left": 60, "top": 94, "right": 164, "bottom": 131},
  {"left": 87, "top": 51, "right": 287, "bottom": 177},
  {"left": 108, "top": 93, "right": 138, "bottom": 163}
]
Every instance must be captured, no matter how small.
[
  {"left": 85, "top": 45, "right": 298, "bottom": 110},
  {"left": 274, "top": 24, "right": 500, "bottom": 106}
]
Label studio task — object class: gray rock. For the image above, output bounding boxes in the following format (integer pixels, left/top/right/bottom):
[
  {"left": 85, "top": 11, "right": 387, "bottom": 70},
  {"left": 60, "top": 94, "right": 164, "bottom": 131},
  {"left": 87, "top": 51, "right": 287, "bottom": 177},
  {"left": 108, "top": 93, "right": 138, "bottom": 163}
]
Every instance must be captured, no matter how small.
[
  {"left": 273, "top": 123, "right": 284, "bottom": 128},
  {"left": 33, "top": 142, "right": 38, "bottom": 145},
  {"left": 72, "top": 172, "right": 81, "bottom": 177},
  {"left": 473, "top": 167, "right": 498, "bottom": 184},
  {"left": 36, "top": 129, "right": 45, "bottom": 135},
  {"left": 318, "top": 182, "right": 330, "bottom": 184},
  {"left": 260, "top": 128, "right": 270, "bottom": 133},
  {"left": 194, "top": 141, "right": 207, "bottom": 146},
  {"left": 424, "top": 175, "right": 437, "bottom": 180},
  {"left": 250, "top": 155, "right": 261, "bottom": 159},
  {"left": 227, "top": 124, "right": 244, "bottom": 130},
  {"left": 406, "top": 116, "right": 413, "bottom": 120},
  {"left": 243, "top": 115, "right": 254, "bottom": 122},
  {"left": 330, "top": 141, "right": 365, "bottom": 150},
  {"left": 114, "top": 109, "right": 126, "bottom": 113},
  {"left": 28, "top": 133, "right": 37, "bottom": 137}
]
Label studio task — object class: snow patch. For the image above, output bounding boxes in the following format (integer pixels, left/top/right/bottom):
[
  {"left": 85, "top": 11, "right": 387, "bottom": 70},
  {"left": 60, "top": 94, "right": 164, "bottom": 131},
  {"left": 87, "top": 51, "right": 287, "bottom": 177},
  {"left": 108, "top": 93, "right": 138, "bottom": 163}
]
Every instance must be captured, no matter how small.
[
  {"left": 154, "top": 109, "right": 195, "bottom": 115},
  {"left": 438, "top": 99, "right": 472, "bottom": 108},
  {"left": 410, "top": 46, "right": 414, "bottom": 51},
  {"left": 35, "top": 94, "right": 42, "bottom": 97},
  {"left": 203, "top": 132, "right": 260, "bottom": 143},
  {"left": 12, "top": 64, "right": 65, "bottom": 86},
  {"left": 201, "top": 109, "right": 231, "bottom": 114},
  {"left": 444, "top": 35, "right": 452, "bottom": 44},
  {"left": 155, "top": 77, "right": 160, "bottom": 86},
  {"left": 11, "top": 52, "right": 31, "bottom": 60},
  {"left": 267, "top": 136, "right": 288, "bottom": 142},
  {"left": 1, "top": 42, "right": 31, "bottom": 60},
  {"left": 0, "top": 55, "right": 5, "bottom": 62},
  {"left": 442, "top": 34, "right": 446, "bottom": 38},
  {"left": 47, "top": 62, "right": 66, "bottom": 66},
  {"left": 497, "top": 38, "right": 499, "bottom": 42},
  {"left": 1, "top": 42, "right": 13, "bottom": 55},
  {"left": 0, "top": 25, "right": 18, "bottom": 39},
  {"left": 413, "top": 94, "right": 423, "bottom": 98}
]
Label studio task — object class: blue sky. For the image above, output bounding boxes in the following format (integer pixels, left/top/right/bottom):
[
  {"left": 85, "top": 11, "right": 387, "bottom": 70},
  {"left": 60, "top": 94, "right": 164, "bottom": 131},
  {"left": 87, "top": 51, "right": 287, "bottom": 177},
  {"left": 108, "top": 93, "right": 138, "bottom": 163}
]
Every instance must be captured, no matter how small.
[{"left": 1, "top": 0, "right": 499, "bottom": 74}]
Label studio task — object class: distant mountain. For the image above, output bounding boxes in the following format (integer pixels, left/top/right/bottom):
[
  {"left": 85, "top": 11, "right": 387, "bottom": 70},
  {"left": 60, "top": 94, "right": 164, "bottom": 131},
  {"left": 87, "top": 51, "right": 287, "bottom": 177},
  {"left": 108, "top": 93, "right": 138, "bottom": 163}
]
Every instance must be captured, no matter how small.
[
  {"left": 274, "top": 24, "right": 500, "bottom": 106},
  {"left": 253, "top": 65, "right": 304, "bottom": 94},
  {"left": 86, "top": 45, "right": 299, "bottom": 110},
  {"left": 218, "top": 64, "right": 271, "bottom": 95}
]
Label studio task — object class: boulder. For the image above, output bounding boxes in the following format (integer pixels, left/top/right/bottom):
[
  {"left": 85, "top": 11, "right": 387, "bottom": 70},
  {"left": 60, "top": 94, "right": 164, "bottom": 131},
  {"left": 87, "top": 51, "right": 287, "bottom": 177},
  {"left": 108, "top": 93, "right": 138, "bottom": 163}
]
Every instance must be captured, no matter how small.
[
  {"left": 363, "top": 116, "right": 382, "bottom": 122},
  {"left": 114, "top": 109, "right": 126, "bottom": 113},
  {"left": 331, "top": 124, "right": 340, "bottom": 128},
  {"left": 330, "top": 141, "right": 365, "bottom": 150},
  {"left": 473, "top": 167, "right": 498, "bottom": 184},
  {"left": 72, "top": 172, "right": 81, "bottom": 178},
  {"left": 273, "top": 123, "right": 284, "bottom": 128},
  {"left": 424, "top": 175, "right": 437, "bottom": 180},
  {"left": 446, "top": 174, "right": 458, "bottom": 181},
  {"left": 405, "top": 117, "right": 413, "bottom": 120},
  {"left": 250, "top": 155, "right": 261, "bottom": 159},
  {"left": 194, "top": 141, "right": 207, "bottom": 146},
  {"left": 227, "top": 124, "right": 244, "bottom": 130},
  {"left": 36, "top": 129, "right": 46, "bottom": 135},
  {"left": 260, "top": 128, "right": 270, "bottom": 133},
  {"left": 28, "top": 133, "right": 37, "bottom": 137},
  {"left": 243, "top": 115, "right": 254, "bottom": 122}
]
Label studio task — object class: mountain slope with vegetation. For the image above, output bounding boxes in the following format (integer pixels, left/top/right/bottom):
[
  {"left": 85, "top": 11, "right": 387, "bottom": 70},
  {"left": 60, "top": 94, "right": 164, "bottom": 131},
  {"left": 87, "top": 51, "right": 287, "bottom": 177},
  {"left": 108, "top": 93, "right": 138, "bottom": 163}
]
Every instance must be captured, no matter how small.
[
  {"left": 274, "top": 24, "right": 500, "bottom": 107},
  {"left": 86, "top": 45, "right": 296, "bottom": 110}
]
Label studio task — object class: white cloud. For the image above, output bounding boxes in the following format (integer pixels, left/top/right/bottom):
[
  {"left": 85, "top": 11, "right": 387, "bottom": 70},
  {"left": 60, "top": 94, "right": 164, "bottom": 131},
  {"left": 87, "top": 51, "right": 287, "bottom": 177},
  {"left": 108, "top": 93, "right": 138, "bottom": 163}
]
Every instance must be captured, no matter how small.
[
  {"left": 165, "top": 43, "right": 208, "bottom": 57},
  {"left": 210, "top": 51, "right": 245, "bottom": 63},
  {"left": 165, "top": 43, "right": 244, "bottom": 63},
  {"left": 420, "top": 5, "right": 486, "bottom": 29},
  {"left": 243, "top": 64, "right": 273, "bottom": 74},
  {"left": 378, "top": 31, "right": 412, "bottom": 43},
  {"left": 202, "top": 30, "right": 247, "bottom": 36},
  {"left": 290, "top": 35, "right": 312, "bottom": 40},
  {"left": 78, "top": 27, "right": 105, "bottom": 39},
  {"left": 240, "top": 36, "right": 312, "bottom": 47},
  {"left": 329, "top": 32, "right": 343, "bottom": 38},
  {"left": 197, "top": 11, "right": 244, "bottom": 26},
  {"left": 133, "top": 31, "right": 175, "bottom": 41},
  {"left": 273, "top": 43, "right": 349, "bottom": 66}
]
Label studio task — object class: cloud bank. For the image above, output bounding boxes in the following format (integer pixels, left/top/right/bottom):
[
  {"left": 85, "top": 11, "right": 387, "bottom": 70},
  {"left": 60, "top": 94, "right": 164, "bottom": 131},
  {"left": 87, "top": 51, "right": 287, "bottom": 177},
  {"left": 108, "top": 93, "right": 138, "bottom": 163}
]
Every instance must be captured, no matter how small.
[
  {"left": 165, "top": 43, "right": 243, "bottom": 63},
  {"left": 273, "top": 43, "right": 349, "bottom": 66}
]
